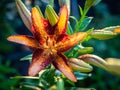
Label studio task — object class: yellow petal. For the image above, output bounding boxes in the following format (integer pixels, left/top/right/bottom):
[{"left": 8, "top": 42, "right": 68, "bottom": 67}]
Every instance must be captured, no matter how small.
[
  {"left": 31, "top": 7, "right": 49, "bottom": 44},
  {"left": 54, "top": 6, "right": 68, "bottom": 38}
]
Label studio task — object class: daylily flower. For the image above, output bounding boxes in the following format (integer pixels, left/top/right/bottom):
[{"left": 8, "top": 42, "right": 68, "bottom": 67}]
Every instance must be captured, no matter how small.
[{"left": 7, "top": 0, "right": 87, "bottom": 82}]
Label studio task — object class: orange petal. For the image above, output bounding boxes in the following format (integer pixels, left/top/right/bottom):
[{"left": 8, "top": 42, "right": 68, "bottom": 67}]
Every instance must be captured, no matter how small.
[
  {"left": 7, "top": 35, "right": 39, "bottom": 49},
  {"left": 53, "top": 53, "right": 77, "bottom": 82},
  {"left": 28, "top": 49, "right": 53, "bottom": 76},
  {"left": 56, "top": 32, "right": 87, "bottom": 52},
  {"left": 54, "top": 6, "right": 68, "bottom": 38},
  {"left": 31, "top": 7, "right": 50, "bottom": 44}
]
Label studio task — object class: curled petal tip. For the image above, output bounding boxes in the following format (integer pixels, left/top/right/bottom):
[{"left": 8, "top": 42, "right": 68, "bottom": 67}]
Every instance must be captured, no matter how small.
[{"left": 16, "top": 0, "right": 31, "bottom": 31}]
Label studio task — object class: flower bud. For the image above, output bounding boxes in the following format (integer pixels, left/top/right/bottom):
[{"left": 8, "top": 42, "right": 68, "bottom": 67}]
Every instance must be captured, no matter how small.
[
  {"left": 68, "top": 58, "right": 93, "bottom": 72},
  {"left": 16, "top": 0, "right": 31, "bottom": 31},
  {"left": 90, "top": 30, "right": 117, "bottom": 40},
  {"left": 45, "top": 5, "right": 59, "bottom": 26}
]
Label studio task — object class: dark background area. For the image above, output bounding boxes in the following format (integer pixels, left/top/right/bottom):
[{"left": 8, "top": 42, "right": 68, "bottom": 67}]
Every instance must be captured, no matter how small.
[{"left": 0, "top": 0, "right": 120, "bottom": 89}]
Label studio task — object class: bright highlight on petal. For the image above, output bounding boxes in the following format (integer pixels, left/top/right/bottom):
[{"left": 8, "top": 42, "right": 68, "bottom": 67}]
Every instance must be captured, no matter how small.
[
  {"left": 7, "top": 35, "right": 39, "bottom": 49},
  {"left": 54, "top": 6, "right": 68, "bottom": 38}
]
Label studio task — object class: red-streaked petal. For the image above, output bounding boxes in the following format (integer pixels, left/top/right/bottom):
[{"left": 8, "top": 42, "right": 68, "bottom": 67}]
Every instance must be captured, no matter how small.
[
  {"left": 56, "top": 34, "right": 69, "bottom": 43},
  {"left": 54, "top": 6, "right": 68, "bottom": 38},
  {"left": 53, "top": 53, "right": 77, "bottom": 82},
  {"left": 28, "top": 49, "right": 53, "bottom": 76},
  {"left": 56, "top": 32, "right": 87, "bottom": 52},
  {"left": 7, "top": 35, "right": 39, "bottom": 49},
  {"left": 31, "top": 7, "right": 50, "bottom": 44}
]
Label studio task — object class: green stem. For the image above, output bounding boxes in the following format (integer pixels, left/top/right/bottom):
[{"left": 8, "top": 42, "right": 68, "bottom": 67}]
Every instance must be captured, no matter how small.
[{"left": 57, "top": 77, "right": 64, "bottom": 90}]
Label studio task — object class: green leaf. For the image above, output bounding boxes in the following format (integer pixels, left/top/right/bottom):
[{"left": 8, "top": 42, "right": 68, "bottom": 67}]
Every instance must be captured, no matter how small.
[
  {"left": 69, "top": 16, "right": 78, "bottom": 24},
  {"left": 84, "top": 0, "right": 95, "bottom": 10},
  {"left": 11, "top": 76, "right": 39, "bottom": 79},
  {"left": 75, "top": 17, "right": 93, "bottom": 32},
  {"left": 74, "top": 72, "right": 92, "bottom": 80},
  {"left": 39, "top": 68, "right": 56, "bottom": 87},
  {"left": 20, "top": 54, "right": 32, "bottom": 61},
  {"left": 66, "top": 87, "right": 96, "bottom": 90},
  {"left": 94, "top": 0, "right": 102, "bottom": 6},
  {"left": 67, "top": 22, "right": 74, "bottom": 35},
  {"left": 78, "top": 5, "right": 83, "bottom": 16}
]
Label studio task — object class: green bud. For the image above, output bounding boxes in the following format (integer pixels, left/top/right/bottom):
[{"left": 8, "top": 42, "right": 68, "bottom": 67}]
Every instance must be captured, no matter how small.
[
  {"left": 79, "top": 54, "right": 120, "bottom": 76},
  {"left": 90, "top": 30, "right": 117, "bottom": 40},
  {"left": 79, "top": 54, "right": 107, "bottom": 70},
  {"left": 106, "top": 58, "right": 120, "bottom": 76},
  {"left": 45, "top": 5, "right": 59, "bottom": 26},
  {"left": 16, "top": 0, "right": 31, "bottom": 31},
  {"left": 68, "top": 58, "right": 93, "bottom": 72}
]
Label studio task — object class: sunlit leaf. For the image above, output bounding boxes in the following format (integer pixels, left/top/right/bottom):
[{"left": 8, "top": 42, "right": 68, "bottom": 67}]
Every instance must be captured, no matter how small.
[
  {"left": 11, "top": 76, "right": 39, "bottom": 79},
  {"left": 78, "top": 5, "right": 83, "bottom": 16},
  {"left": 84, "top": 0, "right": 95, "bottom": 11},
  {"left": 20, "top": 54, "right": 32, "bottom": 61},
  {"left": 75, "top": 17, "right": 93, "bottom": 32},
  {"left": 74, "top": 72, "right": 92, "bottom": 80},
  {"left": 22, "top": 85, "right": 41, "bottom": 90}
]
